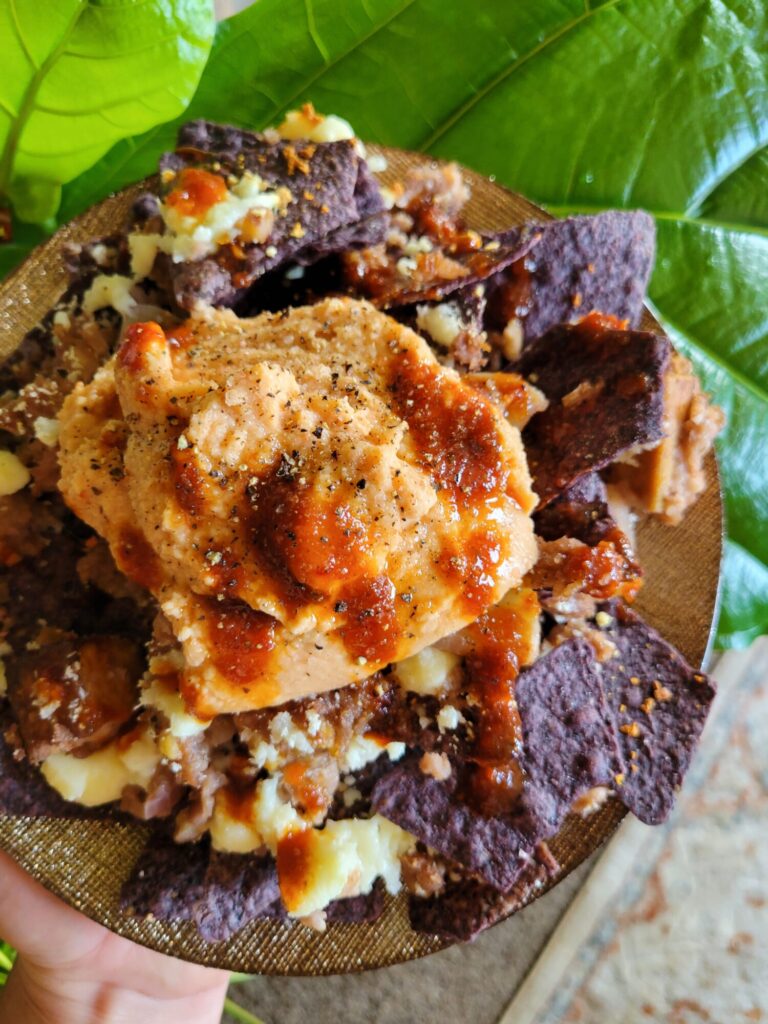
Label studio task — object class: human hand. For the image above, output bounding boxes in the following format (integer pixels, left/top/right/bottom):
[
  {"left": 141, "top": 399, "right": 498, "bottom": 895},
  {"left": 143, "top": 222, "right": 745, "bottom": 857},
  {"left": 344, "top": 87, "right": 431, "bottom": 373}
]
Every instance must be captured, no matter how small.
[{"left": 0, "top": 849, "right": 229, "bottom": 1024}]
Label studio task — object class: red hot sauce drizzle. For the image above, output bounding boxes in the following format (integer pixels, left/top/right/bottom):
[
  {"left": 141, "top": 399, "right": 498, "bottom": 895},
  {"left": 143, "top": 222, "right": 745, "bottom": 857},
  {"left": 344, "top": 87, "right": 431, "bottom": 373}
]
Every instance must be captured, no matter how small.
[
  {"left": 387, "top": 347, "right": 516, "bottom": 510},
  {"left": 114, "top": 527, "right": 164, "bottom": 591},
  {"left": 276, "top": 828, "right": 314, "bottom": 912},
  {"left": 195, "top": 596, "right": 277, "bottom": 694},
  {"left": 165, "top": 167, "right": 228, "bottom": 220},
  {"left": 337, "top": 574, "right": 399, "bottom": 665},
  {"left": 462, "top": 591, "right": 541, "bottom": 817}
]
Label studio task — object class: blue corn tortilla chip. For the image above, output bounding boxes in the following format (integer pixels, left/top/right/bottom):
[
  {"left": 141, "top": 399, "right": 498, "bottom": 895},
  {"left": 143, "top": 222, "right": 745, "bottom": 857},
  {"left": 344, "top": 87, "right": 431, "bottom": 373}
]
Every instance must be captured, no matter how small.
[
  {"left": 372, "top": 757, "right": 531, "bottom": 891},
  {"left": 597, "top": 601, "right": 717, "bottom": 825},
  {"left": 533, "top": 472, "right": 617, "bottom": 546},
  {"left": 326, "top": 881, "right": 386, "bottom": 924},
  {"left": 409, "top": 843, "right": 559, "bottom": 942},
  {"left": 150, "top": 120, "right": 386, "bottom": 310},
  {"left": 373, "top": 639, "right": 620, "bottom": 890},
  {"left": 120, "top": 830, "right": 210, "bottom": 923},
  {"left": 514, "top": 316, "right": 670, "bottom": 507},
  {"left": 486, "top": 211, "right": 655, "bottom": 346},
  {"left": 192, "top": 850, "right": 283, "bottom": 942},
  {"left": 121, "top": 833, "right": 284, "bottom": 938},
  {"left": 514, "top": 636, "right": 623, "bottom": 836}
]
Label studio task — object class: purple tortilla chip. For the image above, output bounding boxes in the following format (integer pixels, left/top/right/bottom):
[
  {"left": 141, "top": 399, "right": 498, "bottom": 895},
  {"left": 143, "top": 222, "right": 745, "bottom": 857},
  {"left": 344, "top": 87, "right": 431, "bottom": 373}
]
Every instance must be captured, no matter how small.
[
  {"left": 289, "top": 211, "right": 389, "bottom": 267},
  {"left": 158, "top": 120, "right": 386, "bottom": 309},
  {"left": 597, "top": 602, "right": 717, "bottom": 825},
  {"left": 533, "top": 472, "right": 617, "bottom": 546},
  {"left": 514, "top": 318, "right": 670, "bottom": 507},
  {"left": 121, "top": 833, "right": 284, "bottom": 939},
  {"left": 486, "top": 211, "right": 655, "bottom": 345},
  {"left": 192, "top": 850, "right": 282, "bottom": 942},
  {"left": 514, "top": 637, "right": 623, "bottom": 836},
  {"left": 326, "top": 881, "right": 385, "bottom": 924},
  {"left": 373, "top": 640, "right": 620, "bottom": 890},
  {"left": 120, "top": 831, "right": 210, "bottom": 922},
  {"left": 372, "top": 757, "right": 530, "bottom": 891},
  {"left": 409, "top": 843, "right": 559, "bottom": 942}
]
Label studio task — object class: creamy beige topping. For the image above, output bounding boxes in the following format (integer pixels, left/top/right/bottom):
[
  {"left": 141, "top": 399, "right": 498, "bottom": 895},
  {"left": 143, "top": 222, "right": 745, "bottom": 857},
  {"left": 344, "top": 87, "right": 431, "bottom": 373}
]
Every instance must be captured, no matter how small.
[{"left": 58, "top": 298, "right": 537, "bottom": 715}]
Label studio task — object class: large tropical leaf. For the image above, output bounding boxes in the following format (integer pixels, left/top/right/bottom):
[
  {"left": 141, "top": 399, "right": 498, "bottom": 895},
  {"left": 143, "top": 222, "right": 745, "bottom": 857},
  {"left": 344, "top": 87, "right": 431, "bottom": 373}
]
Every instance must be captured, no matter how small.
[
  {"left": 21, "top": 0, "right": 768, "bottom": 644},
  {"left": 0, "top": 0, "right": 215, "bottom": 222}
]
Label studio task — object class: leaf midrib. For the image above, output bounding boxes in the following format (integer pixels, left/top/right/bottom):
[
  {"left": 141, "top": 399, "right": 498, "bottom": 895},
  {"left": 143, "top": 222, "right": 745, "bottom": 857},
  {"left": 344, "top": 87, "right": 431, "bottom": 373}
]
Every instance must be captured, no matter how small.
[
  {"left": 417, "top": 0, "right": 625, "bottom": 151},
  {"left": 0, "top": 0, "right": 90, "bottom": 198}
]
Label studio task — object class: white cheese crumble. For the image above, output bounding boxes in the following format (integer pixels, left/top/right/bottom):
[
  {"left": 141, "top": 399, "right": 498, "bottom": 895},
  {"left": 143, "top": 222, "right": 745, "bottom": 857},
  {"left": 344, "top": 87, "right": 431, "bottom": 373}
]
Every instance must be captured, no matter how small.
[
  {"left": 340, "top": 735, "right": 405, "bottom": 772},
  {"left": 415, "top": 302, "right": 464, "bottom": 349},
  {"left": 366, "top": 154, "right": 388, "bottom": 173},
  {"left": 403, "top": 235, "right": 434, "bottom": 256},
  {"left": 277, "top": 108, "right": 356, "bottom": 144},
  {"left": 82, "top": 274, "right": 137, "bottom": 317},
  {"left": 41, "top": 730, "right": 160, "bottom": 807},
  {"left": 0, "top": 450, "right": 30, "bottom": 496},
  {"left": 396, "top": 256, "right": 418, "bottom": 277},
  {"left": 280, "top": 816, "right": 415, "bottom": 918},
  {"left": 394, "top": 646, "right": 459, "bottom": 697},
  {"left": 33, "top": 416, "right": 60, "bottom": 447},
  {"left": 436, "top": 705, "right": 464, "bottom": 733},
  {"left": 268, "top": 711, "right": 314, "bottom": 755}
]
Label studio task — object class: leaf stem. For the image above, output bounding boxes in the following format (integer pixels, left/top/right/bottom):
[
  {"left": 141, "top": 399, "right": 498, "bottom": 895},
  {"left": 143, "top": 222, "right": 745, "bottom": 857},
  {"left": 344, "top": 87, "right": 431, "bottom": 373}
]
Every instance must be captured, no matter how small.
[
  {"left": 223, "top": 996, "right": 267, "bottom": 1024},
  {"left": 0, "top": 0, "right": 89, "bottom": 200}
]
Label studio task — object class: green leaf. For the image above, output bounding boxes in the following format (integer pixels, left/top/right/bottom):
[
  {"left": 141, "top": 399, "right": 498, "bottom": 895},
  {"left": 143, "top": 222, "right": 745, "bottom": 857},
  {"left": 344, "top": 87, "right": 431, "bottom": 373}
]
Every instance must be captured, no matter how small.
[
  {"left": 34, "top": 0, "right": 768, "bottom": 645},
  {"left": 0, "top": 939, "right": 17, "bottom": 979},
  {"left": 0, "top": 215, "right": 50, "bottom": 278},
  {"left": 0, "top": 0, "right": 216, "bottom": 224}
]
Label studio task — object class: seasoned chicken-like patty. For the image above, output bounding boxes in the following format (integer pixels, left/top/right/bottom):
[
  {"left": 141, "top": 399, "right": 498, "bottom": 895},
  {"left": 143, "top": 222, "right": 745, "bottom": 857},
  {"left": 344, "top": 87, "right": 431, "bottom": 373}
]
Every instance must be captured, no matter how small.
[{"left": 58, "top": 298, "right": 536, "bottom": 713}]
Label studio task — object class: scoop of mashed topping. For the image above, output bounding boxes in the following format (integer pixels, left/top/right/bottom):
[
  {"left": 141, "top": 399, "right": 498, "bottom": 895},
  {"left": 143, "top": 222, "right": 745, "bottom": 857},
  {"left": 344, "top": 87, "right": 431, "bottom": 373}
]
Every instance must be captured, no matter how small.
[{"left": 58, "top": 298, "right": 536, "bottom": 714}]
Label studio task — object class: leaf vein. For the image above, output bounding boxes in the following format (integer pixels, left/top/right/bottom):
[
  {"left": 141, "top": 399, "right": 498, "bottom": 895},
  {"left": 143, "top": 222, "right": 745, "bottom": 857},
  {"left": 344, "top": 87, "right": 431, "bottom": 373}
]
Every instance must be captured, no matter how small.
[{"left": 417, "top": 0, "right": 626, "bottom": 151}]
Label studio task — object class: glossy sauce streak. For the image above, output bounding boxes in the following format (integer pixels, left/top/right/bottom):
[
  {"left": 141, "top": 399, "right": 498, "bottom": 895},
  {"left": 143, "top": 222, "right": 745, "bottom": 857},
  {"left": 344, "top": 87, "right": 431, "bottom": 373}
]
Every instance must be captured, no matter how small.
[
  {"left": 463, "top": 593, "right": 539, "bottom": 816},
  {"left": 276, "top": 828, "right": 314, "bottom": 912},
  {"left": 389, "top": 349, "right": 509, "bottom": 509},
  {"left": 170, "top": 445, "right": 208, "bottom": 518},
  {"left": 114, "top": 527, "right": 164, "bottom": 590},
  {"left": 118, "top": 321, "right": 167, "bottom": 374},
  {"left": 215, "top": 783, "right": 256, "bottom": 824},
  {"left": 338, "top": 574, "right": 399, "bottom": 664},
  {"left": 165, "top": 167, "right": 228, "bottom": 220},
  {"left": 561, "top": 532, "right": 642, "bottom": 602},
  {"left": 439, "top": 530, "right": 503, "bottom": 617},
  {"left": 200, "top": 597, "right": 277, "bottom": 686},
  {"left": 246, "top": 466, "right": 374, "bottom": 614},
  {"left": 282, "top": 759, "right": 327, "bottom": 818},
  {"left": 493, "top": 256, "right": 533, "bottom": 323}
]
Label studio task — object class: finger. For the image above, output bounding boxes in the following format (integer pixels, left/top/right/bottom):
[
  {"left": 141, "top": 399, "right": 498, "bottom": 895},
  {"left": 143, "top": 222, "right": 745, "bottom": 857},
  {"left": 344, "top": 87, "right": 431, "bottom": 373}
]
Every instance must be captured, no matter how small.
[{"left": 0, "top": 848, "right": 106, "bottom": 965}]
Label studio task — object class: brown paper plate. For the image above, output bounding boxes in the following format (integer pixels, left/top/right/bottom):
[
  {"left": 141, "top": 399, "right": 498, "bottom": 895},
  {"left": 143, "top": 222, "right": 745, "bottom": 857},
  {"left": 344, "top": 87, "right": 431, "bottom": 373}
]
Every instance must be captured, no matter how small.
[{"left": 0, "top": 145, "right": 722, "bottom": 974}]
